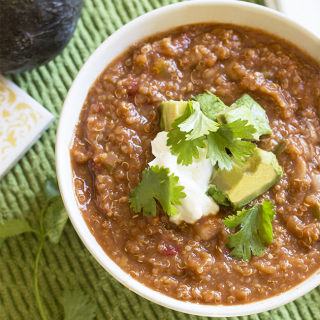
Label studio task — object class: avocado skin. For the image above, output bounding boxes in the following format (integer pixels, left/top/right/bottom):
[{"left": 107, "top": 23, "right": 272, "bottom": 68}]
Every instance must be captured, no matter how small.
[
  {"left": 206, "top": 185, "right": 232, "bottom": 207},
  {"left": 0, "top": 0, "right": 83, "bottom": 73}
]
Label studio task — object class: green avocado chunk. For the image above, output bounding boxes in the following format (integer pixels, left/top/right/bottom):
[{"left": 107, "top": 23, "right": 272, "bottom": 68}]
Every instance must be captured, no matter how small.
[
  {"left": 216, "top": 103, "right": 260, "bottom": 140},
  {"left": 207, "top": 148, "right": 283, "bottom": 210},
  {"left": 192, "top": 91, "right": 228, "bottom": 121},
  {"left": 231, "top": 94, "right": 272, "bottom": 136},
  {"left": 160, "top": 100, "right": 188, "bottom": 132}
]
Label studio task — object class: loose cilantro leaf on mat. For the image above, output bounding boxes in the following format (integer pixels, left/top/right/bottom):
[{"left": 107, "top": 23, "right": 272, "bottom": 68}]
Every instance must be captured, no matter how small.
[
  {"left": 0, "top": 178, "right": 70, "bottom": 320},
  {"left": 167, "top": 101, "right": 206, "bottom": 166},
  {"left": 223, "top": 200, "right": 276, "bottom": 261},
  {"left": 43, "top": 199, "right": 68, "bottom": 244},
  {"left": 0, "top": 218, "right": 33, "bottom": 239},
  {"left": 60, "top": 289, "right": 97, "bottom": 320},
  {"left": 44, "top": 179, "right": 61, "bottom": 200},
  {"left": 207, "top": 119, "right": 257, "bottom": 171},
  {"left": 42, "top": 179, "right": 68, "bottom": 244},
  {"left": 192, "top": 91, "right": 228, "bottom": 121},
  {"left": 178, "top": 101, "right": 219, "bottom": 140},
  {"left": 129, "top": 166, "right": 186, "bottom": 217}
]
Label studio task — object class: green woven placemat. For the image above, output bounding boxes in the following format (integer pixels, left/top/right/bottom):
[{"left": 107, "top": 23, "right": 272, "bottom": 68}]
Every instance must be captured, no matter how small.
[{"left": 0, "top": 0, "right": 319, "bottom": 319}]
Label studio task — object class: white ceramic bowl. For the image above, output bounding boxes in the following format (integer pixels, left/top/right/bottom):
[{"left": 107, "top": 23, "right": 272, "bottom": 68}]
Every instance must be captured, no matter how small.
[{"left": 56, "top": 0, "right": 320, "bottom": 316}]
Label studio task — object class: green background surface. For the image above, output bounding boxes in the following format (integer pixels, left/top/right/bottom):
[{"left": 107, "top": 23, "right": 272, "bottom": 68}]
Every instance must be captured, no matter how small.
[{"left": 0, "top": 0, "right": 319, "bottom": 319}]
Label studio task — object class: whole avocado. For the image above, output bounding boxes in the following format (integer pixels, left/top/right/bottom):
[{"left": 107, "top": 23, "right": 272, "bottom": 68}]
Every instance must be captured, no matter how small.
[{"left": 0, "top": 0, "right": 83, "bottom": 74}]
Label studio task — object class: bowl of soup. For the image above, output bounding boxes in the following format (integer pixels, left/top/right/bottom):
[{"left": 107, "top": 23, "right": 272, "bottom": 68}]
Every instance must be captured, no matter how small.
[{"left": 56, "top": 0, "right": 320, "bottom": 316}]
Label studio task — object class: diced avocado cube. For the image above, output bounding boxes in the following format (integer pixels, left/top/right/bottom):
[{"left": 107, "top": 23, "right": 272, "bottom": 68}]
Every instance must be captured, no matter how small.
[
  {"left": 210, "top": 161, "right": 244, "bottom": 187},
  {"left": 207, "top": 162, "right": 243, "bottom": 207},
  {"left": 160, "top": 100, "right": 188, "bottom": 132},
  {"left": 210, "top": 163, "right": 219, "bottom": 181},
  {"left": 192, "top": 91, "right": 228, "bottom": 121},
  {"left": 207, "top": 148, "right": 283, "bottom": 210},
  {"left": 231, "top": 94, "right": 272, "bottom": 136},
  {"left": 216, "top": 103, "right": 260, "bottom": 140}
]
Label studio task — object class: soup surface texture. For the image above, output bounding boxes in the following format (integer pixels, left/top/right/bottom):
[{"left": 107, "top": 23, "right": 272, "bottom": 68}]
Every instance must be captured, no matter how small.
[{"left": 70, "top": 24, "right": 320, "bottom": 305}]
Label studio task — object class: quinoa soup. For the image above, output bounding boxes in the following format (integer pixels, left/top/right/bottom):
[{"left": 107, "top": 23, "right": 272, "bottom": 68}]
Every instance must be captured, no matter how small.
[{"left": 70, "top": 24, "right": 320, "bottom": 305}]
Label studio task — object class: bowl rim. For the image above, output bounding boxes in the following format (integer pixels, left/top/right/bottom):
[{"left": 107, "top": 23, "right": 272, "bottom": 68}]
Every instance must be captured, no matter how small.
[{"left": 56, "top": 0, "right": 320, "bottom": 317}]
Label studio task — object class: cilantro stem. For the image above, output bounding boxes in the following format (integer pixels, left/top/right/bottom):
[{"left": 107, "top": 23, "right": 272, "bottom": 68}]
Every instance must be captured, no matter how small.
[
  {"left": 31, "top": 229, "right": 41, "bottom": 236},
  {"left": 33, "top": 197, "right": 57, "bottom": 320},
  {"left": 34, "top": 234, "right": 47, "bottom": 320}
]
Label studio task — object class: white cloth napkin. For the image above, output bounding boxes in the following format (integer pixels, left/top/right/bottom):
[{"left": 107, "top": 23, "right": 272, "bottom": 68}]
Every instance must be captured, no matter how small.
[
  {"left": 265, "top": 0, "right": 320, "bottom": 37},
  {"left": 0, "top": 75, "right": 55, "bottom": 180}
]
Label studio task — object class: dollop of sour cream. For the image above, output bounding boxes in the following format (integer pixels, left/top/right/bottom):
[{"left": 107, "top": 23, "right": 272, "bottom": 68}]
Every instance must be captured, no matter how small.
[{"left": 149, "top": 131, "right": 219, "bottom": 224}]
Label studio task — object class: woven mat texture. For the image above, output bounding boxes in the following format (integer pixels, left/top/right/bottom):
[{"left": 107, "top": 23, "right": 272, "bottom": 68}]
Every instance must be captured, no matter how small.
[{"left": 0, "top": 0, "right": 319, "bottom": 319}]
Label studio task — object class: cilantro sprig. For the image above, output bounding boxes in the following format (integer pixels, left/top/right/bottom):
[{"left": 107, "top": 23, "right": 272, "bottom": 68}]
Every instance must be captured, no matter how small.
[
  {"left": 167, "top": 102, "right": 206, "bottom": 166},
  {"left": 167, "top": 93, "right": 257, "bottom": 170},
  {"left": 129, "top": 166, "right": 186, "bottom": 217},
  {"left": 0, "top": 179, "right": 96, "bottom": 320},
  {"left": 207, "top": 119, "right": 257, "bottom": 171},
  {"left": 60, "top": 290, "right": 97, "bottom": 320},
  {"left": 223, "top": 200, "right": 276, "bottom": 261},
  {"left": 178, "top": 101, "right": 219, "bottom": 140}
]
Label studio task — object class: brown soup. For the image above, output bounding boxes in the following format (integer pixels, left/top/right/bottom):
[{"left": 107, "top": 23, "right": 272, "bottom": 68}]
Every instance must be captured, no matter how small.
[{"left": 70, "top": 24, "right": 320, "bottom": 305}]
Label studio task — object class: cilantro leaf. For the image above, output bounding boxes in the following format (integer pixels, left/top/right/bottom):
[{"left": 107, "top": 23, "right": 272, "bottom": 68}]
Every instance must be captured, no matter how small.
[
  {"left": 0, "top": 219, "right": 33, "bottom": 239},
  {"left": 192, "top": 91, "right": 228, "bottom": 121},
  {"left": 223, "top": 200, "right": 276, "bottom": 261},
  {"left": 207, "top": 119, "right": 257, "bottom": 171},
  {"left": 42, "top": 179, "right": 68, "bottom": 244},
  {"left": 0, "top": 178, "right": 71, "bottom": 320},
  {"left": 129, "top": 166, "right": 186, "bottom": 217},
  {"left": 178, "top": 101, "right": 219, "bottom": 140},
  {"left": 60, "top": 289, "right": 97, "bottom": 320},
  {"left": 44, "top": 179, "right": 61, "bottom": 200},
  {"left": 167, "top": 101, "right": 206, "bottom": 166},
  {"left": 43, "top": 199, "right": 68, "bottom": 244}
]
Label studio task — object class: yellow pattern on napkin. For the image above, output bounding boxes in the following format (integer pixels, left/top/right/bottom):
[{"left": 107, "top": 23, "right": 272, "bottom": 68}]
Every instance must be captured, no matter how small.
[{"left": 0, "top": 75, "right": 54, "bottom": 179}]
